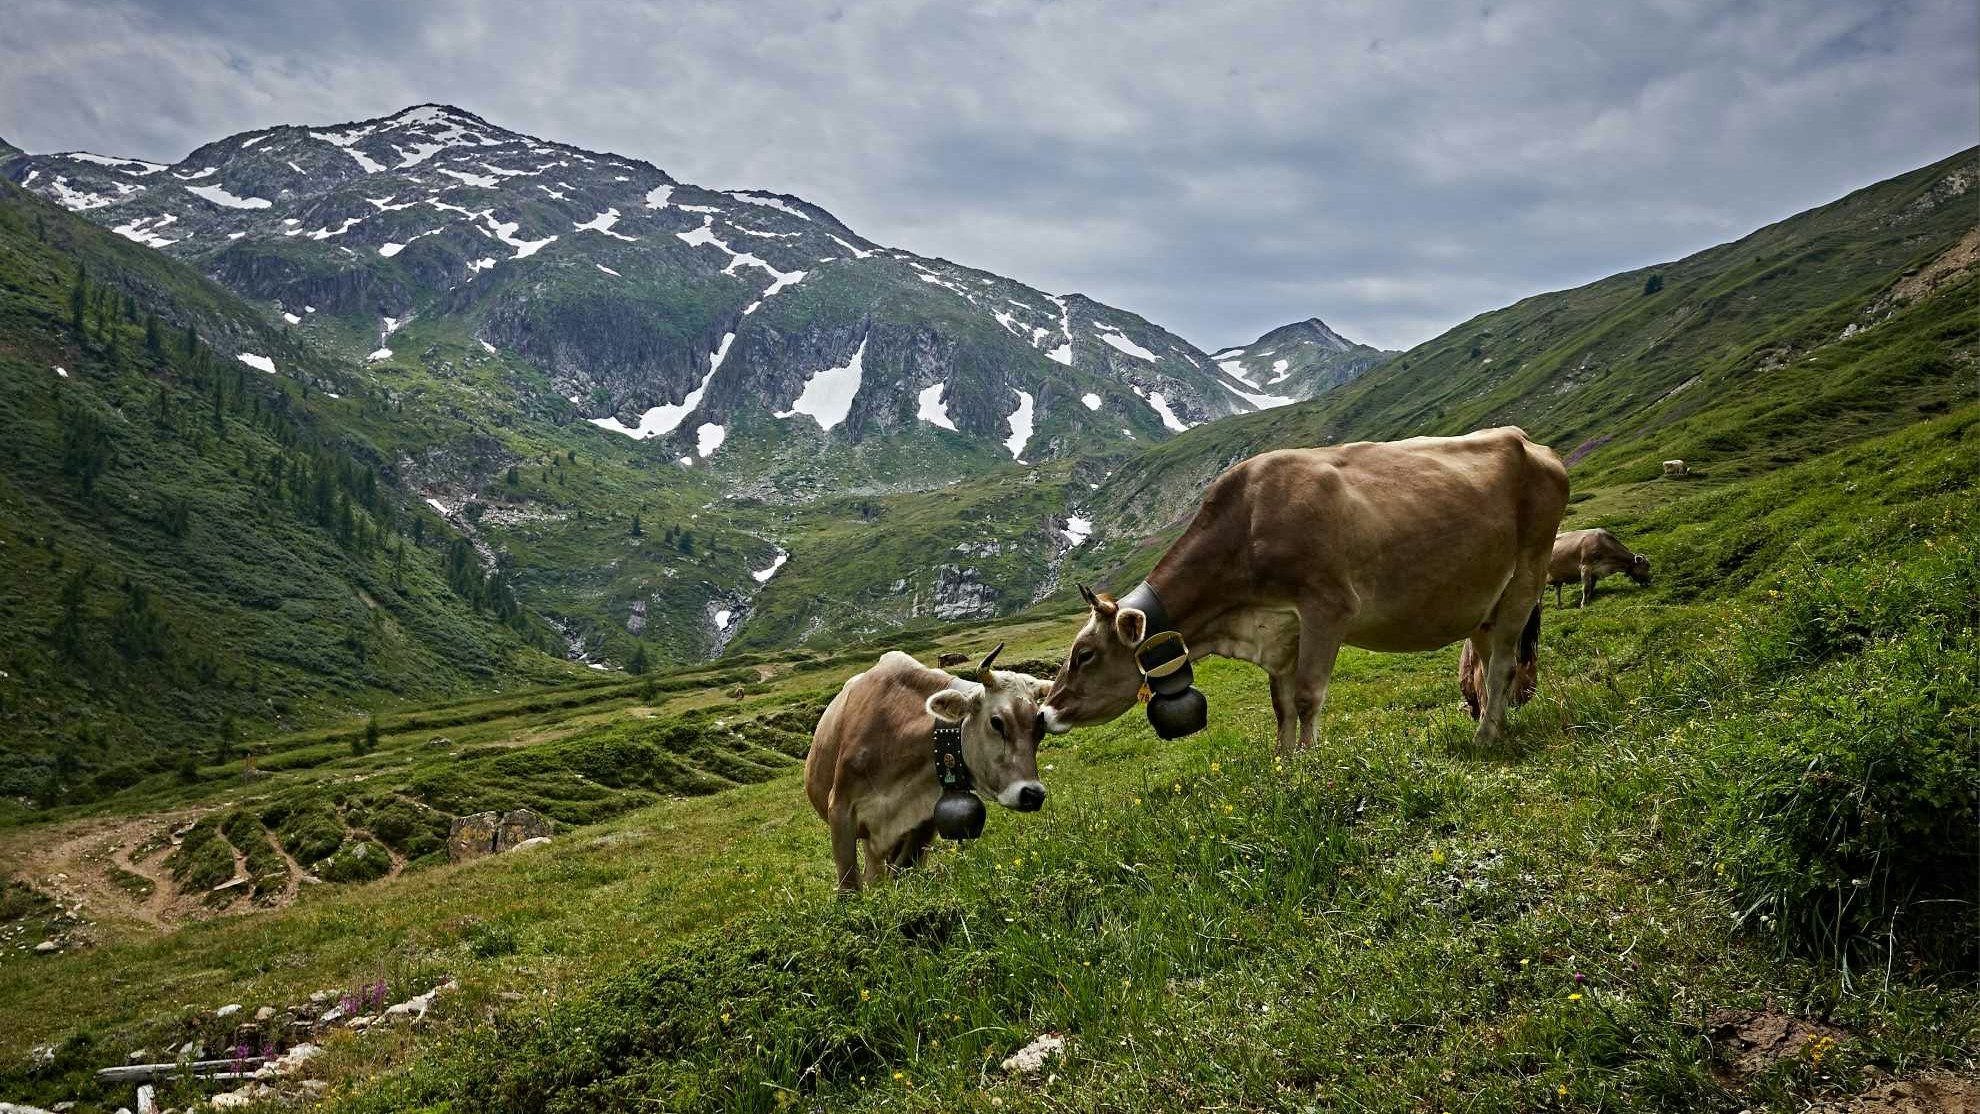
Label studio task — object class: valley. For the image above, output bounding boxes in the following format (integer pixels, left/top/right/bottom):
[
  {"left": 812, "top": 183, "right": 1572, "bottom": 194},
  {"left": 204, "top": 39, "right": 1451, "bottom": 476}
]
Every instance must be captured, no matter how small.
[{"left": 0, "top": 103, "right": 1973, "bottom": 1113}]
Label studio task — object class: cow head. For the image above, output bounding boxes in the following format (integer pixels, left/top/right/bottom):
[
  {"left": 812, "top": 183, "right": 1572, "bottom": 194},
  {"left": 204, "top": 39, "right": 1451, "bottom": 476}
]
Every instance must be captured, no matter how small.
[
  {"left": 1629, "top": 553, "right": 1653, "bottom": 586},
  {"left": 925, "top": 644, "right": 1052, "bottom": 811},
  {"left": 1040, "top": 585, "right": 1149, "bottom": 735}
]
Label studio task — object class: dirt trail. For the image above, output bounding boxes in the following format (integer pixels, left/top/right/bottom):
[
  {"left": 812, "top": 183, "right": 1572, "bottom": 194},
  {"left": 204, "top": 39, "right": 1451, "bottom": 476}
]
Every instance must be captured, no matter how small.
[
  {"left": 105, "top": 828, "right": 179, "bottom": 929},
  {"left": 264, "top": 829, "right": 306, "bottom": 905},
  {"left": 9, "top": 811, "right": 211, "bottom": 935},
  {"left": 6, "top": 807, "right": 311, "bottom": 936}
]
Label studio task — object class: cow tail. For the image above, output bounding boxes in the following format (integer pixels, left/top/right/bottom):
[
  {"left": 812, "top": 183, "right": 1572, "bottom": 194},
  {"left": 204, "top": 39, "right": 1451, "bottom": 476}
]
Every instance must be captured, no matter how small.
[{"left": 1518, "top": 603, "right": 1541, "bottom": 665}]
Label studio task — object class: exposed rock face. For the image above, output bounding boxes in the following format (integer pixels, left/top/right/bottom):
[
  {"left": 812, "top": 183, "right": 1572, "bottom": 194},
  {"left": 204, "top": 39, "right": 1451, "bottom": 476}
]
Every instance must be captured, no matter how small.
[
  {"left": 446, "top": 812, "right": 502, "bottom": 862},
  {"left": 497, "top": 808, "right": 553, "bottom": 850},
  {"left": 932, "top": 565, "right": 999, "bottom": 620},
  {"left": 447, "top": 808, "right": 558, "bottom": 861}
]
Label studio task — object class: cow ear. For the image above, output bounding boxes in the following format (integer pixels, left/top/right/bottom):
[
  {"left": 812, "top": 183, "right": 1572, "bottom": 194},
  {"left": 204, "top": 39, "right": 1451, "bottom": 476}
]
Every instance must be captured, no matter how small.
[
  {"left": 1114, "top": 607, "right": 1148, "bottom": 646},
  {"left": 926, "top": 689, "right": 973, "bottom": 724}
]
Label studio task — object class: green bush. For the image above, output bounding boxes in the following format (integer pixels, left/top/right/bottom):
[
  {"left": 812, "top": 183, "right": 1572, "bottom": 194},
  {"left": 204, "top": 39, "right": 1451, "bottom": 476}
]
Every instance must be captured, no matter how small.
[
  {"left": 164, "top": 816, "right": 236, "bottom": 892},
  {"left": 1711, "top": 539, "right": 1979, "bottom": 975},
  {"left": 264, "top": 793, "right": 348, "bottom": 865},
  {"left": 318, "top": 839, "right": 392, "bottom": 883}
]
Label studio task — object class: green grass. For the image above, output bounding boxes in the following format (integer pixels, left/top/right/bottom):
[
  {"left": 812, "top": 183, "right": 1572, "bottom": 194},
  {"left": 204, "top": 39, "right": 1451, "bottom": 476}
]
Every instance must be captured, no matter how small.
[{"left": 1, "top": 409, "right": 1972, "bottom": 1113}]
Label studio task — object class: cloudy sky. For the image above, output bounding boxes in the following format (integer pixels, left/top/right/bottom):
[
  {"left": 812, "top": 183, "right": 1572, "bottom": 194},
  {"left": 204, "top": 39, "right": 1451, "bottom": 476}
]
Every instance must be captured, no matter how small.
[{"left": 3, "top": 0, "right": 1974, "bottom": 351}]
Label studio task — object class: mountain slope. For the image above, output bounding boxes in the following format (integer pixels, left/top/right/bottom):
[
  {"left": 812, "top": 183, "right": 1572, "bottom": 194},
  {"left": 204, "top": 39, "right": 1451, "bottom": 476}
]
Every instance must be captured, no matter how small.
[
  {"left": 0, "top": 181, "right": 576, "bottom": 804},
  {"left": 0, "top": 106, "right": 1306, "bottom": 667},
  {"left": 1207, "top": 317, "right": 1394, "bottom": 404},
  {"left": 2, "top": 105, "right": 1258, "bottom": 489},
  {"left": 1076, "top": 147, "right": 1979, "bottom": 560}
]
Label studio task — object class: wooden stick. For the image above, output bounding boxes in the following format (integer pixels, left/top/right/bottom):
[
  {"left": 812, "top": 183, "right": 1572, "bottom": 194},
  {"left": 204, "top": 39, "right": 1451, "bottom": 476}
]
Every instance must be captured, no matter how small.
[{"left": 94, "top": 1058, "right": 265, "bottom": 1082}]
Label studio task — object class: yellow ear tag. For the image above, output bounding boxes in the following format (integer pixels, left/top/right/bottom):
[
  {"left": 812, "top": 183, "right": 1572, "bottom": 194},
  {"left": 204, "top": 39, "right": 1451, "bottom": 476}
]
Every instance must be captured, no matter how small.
[{"left": 1137, "top": 682, "right": 1153, "bottom": 703}]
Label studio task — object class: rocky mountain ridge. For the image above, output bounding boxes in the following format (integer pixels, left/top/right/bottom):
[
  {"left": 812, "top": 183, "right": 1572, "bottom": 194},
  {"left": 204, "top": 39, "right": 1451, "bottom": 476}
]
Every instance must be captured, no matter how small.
[{"left": 2, "top": 105, "right": 1348, "bottom": 489}]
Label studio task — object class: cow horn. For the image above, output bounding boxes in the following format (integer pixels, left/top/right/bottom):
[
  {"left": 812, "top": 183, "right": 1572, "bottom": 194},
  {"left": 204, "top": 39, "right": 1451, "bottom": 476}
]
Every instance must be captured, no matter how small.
[
  {"left": 1077, "top": 583, "right": 1099, "bottom": 608},
  {"left": 977, "top": 642, "right": 1004, "bottom": 680}
]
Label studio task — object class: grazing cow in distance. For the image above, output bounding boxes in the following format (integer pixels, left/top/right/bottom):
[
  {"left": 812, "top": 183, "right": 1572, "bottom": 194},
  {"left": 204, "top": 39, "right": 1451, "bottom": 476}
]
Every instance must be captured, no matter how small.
[
  {"left": 1662, "top": 459, "right": 1689, "bottom": 478},
  {"left": 1042, "top": 427, "right": 1569, "bottom": 749},
  {"left": 805, "top": 647, "right": 1051, "bottom": 892},
  {"left": 1549, "top": 528, "right": 1652, "bottom": 608}
]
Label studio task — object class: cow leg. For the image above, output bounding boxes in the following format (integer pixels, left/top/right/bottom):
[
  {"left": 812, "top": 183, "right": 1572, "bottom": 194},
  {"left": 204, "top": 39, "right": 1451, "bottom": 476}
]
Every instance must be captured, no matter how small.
[
  {"left": 829, "top": 800, "right": 862, "bottom": 893},
  {"left": 1475, "top": 589, "right": 1543, "bottom": 746},
  {"left": 1461, "top": 632, "right": 1490, "bottom": 720},
  {"left": 1579, "top": 570, "right": 1594, "bottom": 609},
  {"left": 1291, "top": 612, "right": 1346, "bottom": 751},
  {"left": 1553, "top": 581, "right": 1563, "bottom": 609},
  {"left": 1268, "top": 670, "right": 1300, "bottom": 754},
  {"left": 862, "top": 836, "right": 892, "bottom": 887},
  {"left": 890, "top": 823, "right": 935, "bottom": 874}
]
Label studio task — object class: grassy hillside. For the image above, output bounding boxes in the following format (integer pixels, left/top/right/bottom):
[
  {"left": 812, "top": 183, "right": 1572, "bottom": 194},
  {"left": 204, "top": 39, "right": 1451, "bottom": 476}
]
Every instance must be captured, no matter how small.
[
  {"left": 2, "top": 406, "right": 1970, "bottom": 1113},
  {"left": 1086, "top": 149, "right": 1977, "bottom": 552},
  {"left": 0, "top": 182, "right": 579, "bottom": 809}
]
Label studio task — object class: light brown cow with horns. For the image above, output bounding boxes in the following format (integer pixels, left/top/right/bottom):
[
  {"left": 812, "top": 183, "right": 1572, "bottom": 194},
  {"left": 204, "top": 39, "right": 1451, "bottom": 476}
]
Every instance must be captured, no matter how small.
[
  {"left": 1043, "top": 427, "right": 1569, "bottom": 749},
  {"left": 805, "top": 645, "right": 1052, "bottom": 892}
]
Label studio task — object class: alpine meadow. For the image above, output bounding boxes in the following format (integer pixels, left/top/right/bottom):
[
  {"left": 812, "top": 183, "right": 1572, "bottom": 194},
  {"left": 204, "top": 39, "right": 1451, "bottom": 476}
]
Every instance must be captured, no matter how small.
[{"left": 0, "top": 7, "right": 1975, "bottom": 1113}]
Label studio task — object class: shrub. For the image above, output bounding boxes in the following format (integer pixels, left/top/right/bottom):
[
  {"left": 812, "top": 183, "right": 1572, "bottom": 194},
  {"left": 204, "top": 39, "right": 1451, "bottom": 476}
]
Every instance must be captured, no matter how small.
[
  {"left": 319, "top": 839, "right": 392, "bottom": 883},
  {"left": 1711, "top": 540, "right": 1979, "bottom": 976},
  {"left": 165, "top": 817, "right": 236, "bottom": 892}
]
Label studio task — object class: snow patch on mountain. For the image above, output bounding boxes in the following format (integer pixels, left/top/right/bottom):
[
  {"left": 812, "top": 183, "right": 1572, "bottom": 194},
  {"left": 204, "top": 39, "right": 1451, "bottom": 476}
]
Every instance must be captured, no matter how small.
[
  {"left": 1097, "top": 329, "right": 1158, "bottom": 361},
  {"left": 238, "top": 352, "right": 276, "bottom": 374},
  {"left": 185, "top": 182, "right": 273, "bottom": 209},
  {"left": 1145, "top": 391, "right": 1189, "bottom": 432},
  {"left": 1004, "top": 389, "right": 1035, "bottom": 460},
  {"left": 1220, "top": 378, "right": 1296, "bottom": 410},
  {"left": 574, "top": 208, "right": 636, "bottom": 240},
  {"left": 1081, "top": 392, "right": 1102, "bottom": 411},
  {"left": 64, "top": 152, "right": 166, "bottom": 174},
  {"left": 587, "top": 331, "right": 732, "bottom": 440},
  {"left": 752, "top": 551, "right": 788, "bottom": 583},
  {"left": 644, "top": 184, "right": 675, "bottom": 209},
  {"left": 730, "top": 191, "right": 810, "bottom": 220},
  {"left": 782, "top": 337, "right": 866, "bottom": 431},
  {"left": 437, "top": 167, "right": 499, "bottom": 189},
  {"left": 48, "top": 176, "right": 121, "bottom": 211},
  {"left": 113, "top": 213, "right": 180, "bottom": 248},
  {"left": 696, "top": 422, "right": 726, "bottom": 457},
  {"left": 917, "top": 382, "right": 957, "bottom": 430},
  {"left": 829, "top": 234, "right": 873, "bottom": 259}
]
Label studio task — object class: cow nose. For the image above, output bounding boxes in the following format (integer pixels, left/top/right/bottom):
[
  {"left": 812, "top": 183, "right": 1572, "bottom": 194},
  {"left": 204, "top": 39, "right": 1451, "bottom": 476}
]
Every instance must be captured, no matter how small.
[{"left": 1017, "top": 784, "right": 1046, "bottom": 811}]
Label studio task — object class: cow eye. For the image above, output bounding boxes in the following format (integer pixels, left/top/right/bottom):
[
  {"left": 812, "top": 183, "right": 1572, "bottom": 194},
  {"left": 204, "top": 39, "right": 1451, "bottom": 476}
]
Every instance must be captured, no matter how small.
[
  {"left": 990, "top": 715, "right": 1005, "bottom": 736},
  {"left": 1075, "top": 648, "right": 1096, "bottom": 668}
]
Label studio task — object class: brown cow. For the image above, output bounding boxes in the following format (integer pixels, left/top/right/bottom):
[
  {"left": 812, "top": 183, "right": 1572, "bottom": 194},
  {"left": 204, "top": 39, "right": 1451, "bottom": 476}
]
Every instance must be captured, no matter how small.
[
  {"left": 1549, "top": 528, "right": 1651, "bottom": 608},
  {"left": 1043, "top": 427, "right": 1569, "bottom": 749},
  {"left": 804, "top": 648, "right": 1051, "bottom": 892}
]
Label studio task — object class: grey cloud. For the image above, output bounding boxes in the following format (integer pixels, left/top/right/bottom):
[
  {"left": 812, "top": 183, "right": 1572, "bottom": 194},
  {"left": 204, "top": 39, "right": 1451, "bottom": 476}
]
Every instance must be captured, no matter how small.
[{"left": 2, "top": 0, "right": 1972, "bottom": 350}]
